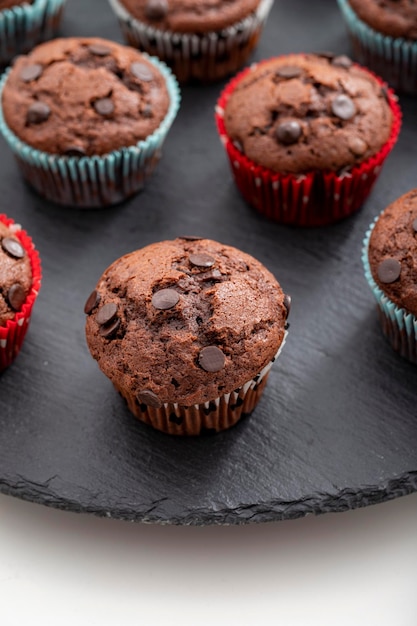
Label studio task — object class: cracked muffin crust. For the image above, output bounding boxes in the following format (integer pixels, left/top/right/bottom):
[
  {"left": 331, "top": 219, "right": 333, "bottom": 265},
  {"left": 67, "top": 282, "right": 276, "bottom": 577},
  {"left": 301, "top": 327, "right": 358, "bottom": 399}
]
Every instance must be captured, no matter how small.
[
  {"left": 1, "top": 37, "right": 170, "bottom": 156},
  {"left": 223, "top": 53, "right": 393, "bottom": 175},
  {"left": 0, "top": 220, "right": 32, "bottom": 326},
  {"left": 85, "top": 238, "right": 289, "bottom": 434},
  {"left": 348, "top": 0, "right": 417, "bottom": 39},
  {"left": 119, "top": 0, "right": 261, "bottom": 34},
  {"left": 368, "top": 189, "right": 417, "bottom": 317}
]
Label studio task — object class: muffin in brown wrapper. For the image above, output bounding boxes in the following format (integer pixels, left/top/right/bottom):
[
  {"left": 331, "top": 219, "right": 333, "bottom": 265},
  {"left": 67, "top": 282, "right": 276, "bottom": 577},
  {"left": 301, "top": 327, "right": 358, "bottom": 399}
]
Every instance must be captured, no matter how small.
[{"left": 85, "top": 237, "right": 289, "bottom": 435}]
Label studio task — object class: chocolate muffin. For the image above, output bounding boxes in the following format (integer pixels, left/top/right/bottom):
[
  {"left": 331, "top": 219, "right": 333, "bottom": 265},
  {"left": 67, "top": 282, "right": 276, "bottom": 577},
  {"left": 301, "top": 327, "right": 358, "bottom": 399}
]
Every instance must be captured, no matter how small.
[
  {"left": 85, "top": 237, "right": 289, "bottom": 436},
  {"left": 0, "top": 214, "right": 41, "bottom": 372},
  {"left": 0, "top": 221, "right": 32, "bottom": 326},
  {"left": 108, "top": 0, "right": 273, "bottom": 82},
  {"left": 2, "top": 37, "right": 170, "bottom": 157},
  {"left": 0, "top": 37, "right": 180, "bottom": 207},
  {"left": 338, "top": 0, "right": 417, "bottom": 93},
  {"left": 363, "top": 189, "right": 417, "bottom": 362},
  {"left": 0, "top": 0, "right": 33, "bottom": 9},
  {"left": 216, "top": 52, "right": 401, "bottom": 226}
]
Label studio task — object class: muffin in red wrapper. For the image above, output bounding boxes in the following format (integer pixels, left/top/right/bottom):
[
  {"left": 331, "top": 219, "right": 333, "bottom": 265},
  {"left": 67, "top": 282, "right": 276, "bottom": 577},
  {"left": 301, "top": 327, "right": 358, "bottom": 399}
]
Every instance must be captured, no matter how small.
[
  {"left": 0, "top": 214, "right": 41, "bottom": 372},
  {"left": 215, "top": 53, "right": 401, "bottom": 227}
]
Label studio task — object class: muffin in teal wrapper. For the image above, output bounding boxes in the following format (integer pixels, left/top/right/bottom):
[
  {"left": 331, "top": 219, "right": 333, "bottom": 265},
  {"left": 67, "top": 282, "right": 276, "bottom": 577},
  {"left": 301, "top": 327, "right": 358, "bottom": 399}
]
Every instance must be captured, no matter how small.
[
  {"left": 0, "top": 0, "right": 66, "bottom": 67},
  {"left": 338, "top": 0, "right": 417, "bottom": 94},
  {"left": 362, "top": 189, "right": 417, "bottom": 363},
  {"left": 0, "top": 37, "right": 180, "bottom": 208}
]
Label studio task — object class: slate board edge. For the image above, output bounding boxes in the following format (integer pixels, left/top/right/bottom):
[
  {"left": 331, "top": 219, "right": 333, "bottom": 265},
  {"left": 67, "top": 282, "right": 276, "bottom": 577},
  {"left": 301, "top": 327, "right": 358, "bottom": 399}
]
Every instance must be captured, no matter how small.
[{"left": 1, "top": 470, "right": 416, "bottom": 525}]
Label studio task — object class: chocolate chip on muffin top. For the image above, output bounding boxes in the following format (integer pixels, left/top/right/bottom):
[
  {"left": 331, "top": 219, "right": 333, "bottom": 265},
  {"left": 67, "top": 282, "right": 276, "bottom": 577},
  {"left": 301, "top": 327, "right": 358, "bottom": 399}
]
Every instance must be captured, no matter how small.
[
  {"left": 85, "top": 238, "right": 288, "bottom": 406},
  {"left": 223, "top": 53, "right": 393, "bottom": 175},
  {"left": 0, "top": 221, "right": 32, "bottom": 325},
  {"left": 1, "top": 37, "right": 170, "bottom": 156},
  {"left": 349, "top": 0, "right": 417, "bottom": 40},
  {"left": 119, "top": 0, "right": 261, "bottom": 34},
  {"left": 368, "top": 189, "right": 417, "bottom": 316}
]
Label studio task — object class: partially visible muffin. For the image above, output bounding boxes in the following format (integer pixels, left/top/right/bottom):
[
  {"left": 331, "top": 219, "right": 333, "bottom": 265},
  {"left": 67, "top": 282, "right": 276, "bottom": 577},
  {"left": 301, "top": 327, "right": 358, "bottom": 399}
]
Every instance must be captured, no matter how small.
[
  {"left": 216, "top": 52, "right": 400, "bottom": 226},
  {"left": 108, "top": 0, "right": 273, "bottom": 82},
  {"left": 338, "top": 0, "right": 417, "bottom": 93},
  {"left": 85, "top": 237, "right": 289, "bottom": 435},
  {"left": 0, "top": 1, "right": 33, "bottom": 9},
  {"left": 363, "top": 189, "right": 417, "bottom": 362},
  {"left": 0, "top": 214, "right": 41, "bottom": 371},
  {"left": 0, "top": 37, "right": 180, "bottom": 207}
]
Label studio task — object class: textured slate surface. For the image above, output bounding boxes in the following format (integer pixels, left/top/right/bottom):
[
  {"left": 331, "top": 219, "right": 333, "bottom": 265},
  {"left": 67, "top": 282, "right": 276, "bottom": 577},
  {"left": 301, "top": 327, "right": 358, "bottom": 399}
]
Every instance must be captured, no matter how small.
[{"left": 0, "top": 0, "right": 417, "bottom": 525}]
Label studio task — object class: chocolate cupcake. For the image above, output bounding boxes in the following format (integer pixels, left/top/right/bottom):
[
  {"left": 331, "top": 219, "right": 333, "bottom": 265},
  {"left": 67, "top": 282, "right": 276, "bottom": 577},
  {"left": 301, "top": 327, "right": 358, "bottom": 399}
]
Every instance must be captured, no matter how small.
[
  {"left": 216, "top": 53, "right": 401, "bottom": 227},
  {"left": 0, "top": 37, "right": 180, "bottom": 207},
  {"left": 363, "top": 189, "right": 417, "bottom": 363},
  {"left": 108, "top": 0, "right": 273, "bottom": 83},
  {"left": 0, "top": 214, "right": 41, "bottom": 371},
  {"left": 338, "top": 0, "right": 417, "bottom": 94},
  {"left": 0, "top": 0, "right": 66, "bottom": 67},
  {"left": 85, "top": 237, "right": 289, "bottom": 436}
]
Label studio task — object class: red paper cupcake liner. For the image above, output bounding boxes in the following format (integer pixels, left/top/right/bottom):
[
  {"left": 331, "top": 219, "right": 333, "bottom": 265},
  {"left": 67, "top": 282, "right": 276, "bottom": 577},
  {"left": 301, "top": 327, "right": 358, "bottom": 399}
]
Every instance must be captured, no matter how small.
[
  {"left": 0, "top": 214, "right": 42, "bottom": 371},
  {"left": 215, "top": 58, "right": 402, "bottom": 227}
]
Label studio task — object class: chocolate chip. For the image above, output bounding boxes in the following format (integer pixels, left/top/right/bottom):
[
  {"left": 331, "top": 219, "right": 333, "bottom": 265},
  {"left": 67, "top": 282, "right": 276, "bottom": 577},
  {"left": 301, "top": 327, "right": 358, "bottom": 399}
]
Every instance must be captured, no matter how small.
[
  {"left": 381, "top": 85, "right": 390, "bottom": 103},
  {"left": 276, "top": 120, "right": 302, "bottom": 145},
  {"left": 99, "top": 318, "right": 120, "bottom": 339},
  {"left": 27, "top": 102, "right": 51, "bottom": 125},
  {"left": 64, "top": 146, "right": 87, "bottom": 157},
  {"left": 1, "top": 237, "right": 25, "bottom": 259},
  {"left": 189, "top": 253, "right": 215, "bottom": 268},
  {"left": 276, "top": 66, "right": 302, "bottom": 79},
  {"left": 145, "top": 0, "right": 168, "bottom": 20},
  {"left": 84, "top": 290, "right": 101, "bottom": 315},
  {"left": 89, "top": 44, "right": 111, "bottom": 56},
  {"left": 284, "top": 294, "right": 291, "bottom": 317},
  {"left": 20, "top": 64, "right": 43, "bottom": 82},
  {"left": 130, "top": 62, "right": 154, "bottom": 81},
  {"left": 377, "top": 258, "right": 401, "bottom": 284},
  {"left": 94, "top": 98, "right": 114, "bottom": 116},
  {"left": 7, "top": 283, "right": 26, "bottom": 311},
  {"left": 152, "top": 288, "right": 180, "bottom": 310},
  {"left": 412, "top": 218, "right": 417, "bottom": 233},
  {"left": 199, "top": 346, "right": 225, "bottom": 373},
  {"left": 348, "top": 136, "right": 367, "bottom": 156},
  {"left": 137, "top": 389, "right": 163, "bottom": 408},
  {"left": 332, "top": 55, "right": 353, "bottom": 69},
  {"left": 179, "top": 235, "right": 203, "bottom": 241},
  {"left": 331, "top": 94, "right": 356, "bottom": 120},
  {"left": 142, "top": 104, "right": 153, "bottom": 118},
  {"left": 316, "top": 51, "right": 335, "bottom": 60},
  {"left": 96, "top": 302, "right": 118, "bottom": 326}
]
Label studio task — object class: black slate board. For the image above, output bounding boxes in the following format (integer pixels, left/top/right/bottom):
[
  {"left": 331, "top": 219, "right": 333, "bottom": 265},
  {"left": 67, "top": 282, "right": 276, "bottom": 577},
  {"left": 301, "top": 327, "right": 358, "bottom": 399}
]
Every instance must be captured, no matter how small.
[{"left": 0, "top": 0, "right": 417, "bottom": 525}]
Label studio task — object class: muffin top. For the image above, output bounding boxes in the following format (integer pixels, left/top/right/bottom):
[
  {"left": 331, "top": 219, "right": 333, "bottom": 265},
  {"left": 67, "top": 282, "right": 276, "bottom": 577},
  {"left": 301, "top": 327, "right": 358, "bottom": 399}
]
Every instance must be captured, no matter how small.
[
  {"left": 223, "top": 53, "right": 393, "bottom": 175},
  {"left": 85, "top": 237, "right": 288, "bottom": 406},
  {"left": 349, "top": 0, "right": 417, "bottom": 40},
  {"left": 2, "top": 37, "right": 170, "bottom": 157},
  {"left": 0, "top": 0, "right": 33, "bottom": 9},
  {"left": 368, "top": 189, "right": 417, "bottom": 317},
  {"left": 119, "top": 0, "right": 260, "bottom": 34},
  {"left": 0, "top": 220, "right": 32, "bottom": 326}
]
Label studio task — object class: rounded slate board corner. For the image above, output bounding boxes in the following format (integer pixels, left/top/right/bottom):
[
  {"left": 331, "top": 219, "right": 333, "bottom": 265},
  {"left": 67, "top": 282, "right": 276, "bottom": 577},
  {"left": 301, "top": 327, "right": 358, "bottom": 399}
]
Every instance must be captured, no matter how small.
[{"left": 1, "top": 0, "right": 417, "bottom": 526}]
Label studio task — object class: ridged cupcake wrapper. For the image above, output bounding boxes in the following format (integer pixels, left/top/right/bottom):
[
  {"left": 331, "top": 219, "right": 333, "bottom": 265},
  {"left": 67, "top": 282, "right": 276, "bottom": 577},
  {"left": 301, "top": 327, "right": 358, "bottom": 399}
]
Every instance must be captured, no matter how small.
[
  {"left": 362, "top": 221, "right": 417, "bottom": 363},
  {"left": 116, "top": 332, "right": 287, "bottom": 436},
  {"left": 0, "top": 54, "right": 180, "bottom": 208},
  {"left": 0, "top": 0, "right": 66, "bottom": 66},
  {"left": 215, "top": 59, "right": 402, "bottom": 227},
  {"left": 0, "top": 214, "right": 42, "bottom": 371},
  {"left": 108, "top": 0, "right": 273, "bottom": 83},
  {"left": 337, "top": 0, "right": 417, "bottom": 94}
]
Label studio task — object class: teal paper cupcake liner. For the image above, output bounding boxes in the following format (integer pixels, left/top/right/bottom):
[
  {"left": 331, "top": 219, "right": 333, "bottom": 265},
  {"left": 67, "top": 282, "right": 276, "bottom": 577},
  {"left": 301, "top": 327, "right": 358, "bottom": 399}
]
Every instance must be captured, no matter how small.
[
  {"left": 0, "top": 53, "right": 181, "bottom": 208},
  {"left": 362, "top": 220, "right": 417, "bottom": 363},
  {"left": 0, "top": 0, "right": 66, "bottom": 66},
  {"left": 108, "top": 0, "right": 273, "bottom": 83},
  {"left": 338, "top": 0, "right": 417, "bottom": 94}
]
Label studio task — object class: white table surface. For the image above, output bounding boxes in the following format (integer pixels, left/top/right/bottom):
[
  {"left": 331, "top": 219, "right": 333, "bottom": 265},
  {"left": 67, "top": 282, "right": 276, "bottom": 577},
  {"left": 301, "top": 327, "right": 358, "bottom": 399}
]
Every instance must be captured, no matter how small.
[{"left": 1, "top": 491, "right": 416, "bottom": 625}]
